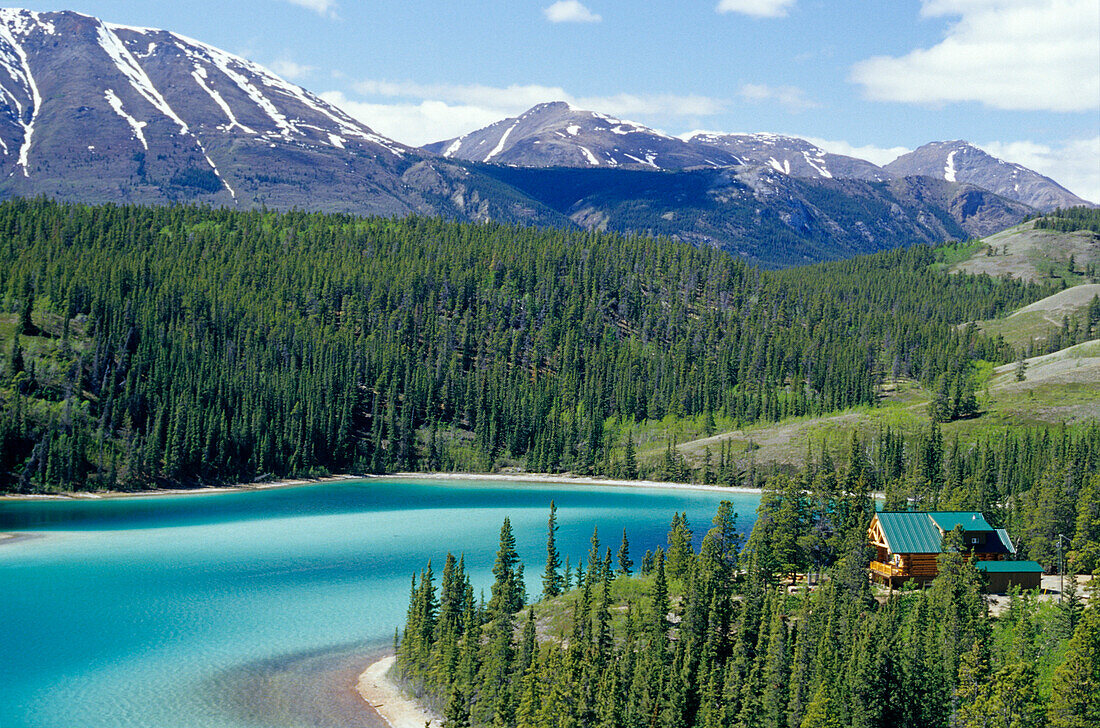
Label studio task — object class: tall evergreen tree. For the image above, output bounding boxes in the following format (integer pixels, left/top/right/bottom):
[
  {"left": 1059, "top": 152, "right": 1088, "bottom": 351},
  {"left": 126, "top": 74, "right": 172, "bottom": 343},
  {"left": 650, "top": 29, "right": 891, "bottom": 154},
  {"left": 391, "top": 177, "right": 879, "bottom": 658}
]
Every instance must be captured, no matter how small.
[
  {"left": 617, "top": 527, "right": 633, "bottom": 576},
  {"left": 542, "top": 501, "right": 564, "bottom": 599}
]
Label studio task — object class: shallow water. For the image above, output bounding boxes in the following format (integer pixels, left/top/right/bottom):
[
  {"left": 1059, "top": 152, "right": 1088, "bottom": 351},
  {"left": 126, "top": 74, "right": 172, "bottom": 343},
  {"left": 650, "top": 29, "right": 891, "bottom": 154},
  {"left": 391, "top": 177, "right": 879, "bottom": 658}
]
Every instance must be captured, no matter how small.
[{"left": 0, "top": 477, "right": 759, "bottom": 727}]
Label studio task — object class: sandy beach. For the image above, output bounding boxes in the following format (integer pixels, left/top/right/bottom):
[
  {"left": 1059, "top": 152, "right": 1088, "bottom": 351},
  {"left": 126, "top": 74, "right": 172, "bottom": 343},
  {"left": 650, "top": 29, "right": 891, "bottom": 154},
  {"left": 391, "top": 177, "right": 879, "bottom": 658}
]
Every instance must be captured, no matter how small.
[
  {"left": 390, "top": 470, "right": 767, "bottom": 494},
  {"left": 0, "top": 474, "right": 360, "bottom": 501},
  {"left": 0, "top": 533, "right": 40, "bottom": 546},
  {"left": 357, "top": 655, "right": 438, "bottom": 728},
  {"left": 0, "top": 470, "right": 762, "bottom": 504}
]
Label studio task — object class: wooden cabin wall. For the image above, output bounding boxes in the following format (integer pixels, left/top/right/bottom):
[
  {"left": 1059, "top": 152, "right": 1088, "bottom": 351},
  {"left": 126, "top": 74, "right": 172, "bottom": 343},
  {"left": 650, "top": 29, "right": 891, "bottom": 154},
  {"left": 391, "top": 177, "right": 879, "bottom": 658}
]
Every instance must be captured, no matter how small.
[{"left": 900, "top": 554, "right": 939, "bottom": 582}]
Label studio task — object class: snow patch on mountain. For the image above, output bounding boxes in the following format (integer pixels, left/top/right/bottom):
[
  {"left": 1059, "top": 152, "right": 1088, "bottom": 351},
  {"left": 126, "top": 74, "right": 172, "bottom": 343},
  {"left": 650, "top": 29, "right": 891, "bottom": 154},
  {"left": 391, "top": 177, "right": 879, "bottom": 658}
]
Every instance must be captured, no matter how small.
[
  {"left": 98, "top": 23, "right": 189, "bottom": 135},
  {"left": 104, "top": 88, "right": 148, "bottom": 149},
  {"left": 193, "top": 137, "right": 234, "bottom": 198},
  {"left": 0, "top": 10, "right": 42, "bottom": 174},
  {"left": 190, "top": 64, "right": 255, "bottom": 135},
  {"left": 484, "top": 120, "right": 518, "bottom": 162},
  {"left": 944, "top": 150, "right": 957, "bottom": 182},
  {"left": 802, "top": 150, "right": 831, "bottom": 179}
]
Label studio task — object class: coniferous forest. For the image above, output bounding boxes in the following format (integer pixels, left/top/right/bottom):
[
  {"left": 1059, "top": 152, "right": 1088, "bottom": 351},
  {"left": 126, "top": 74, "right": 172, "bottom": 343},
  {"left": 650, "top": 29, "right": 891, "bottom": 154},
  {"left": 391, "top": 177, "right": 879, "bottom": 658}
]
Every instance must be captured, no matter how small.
[
  {"left": 3, "top": 197, "right": 1098, "bottom": 728},
  {"left": 395, "top": 473, "right": 1100, "bottom": 728},
  {"left": 0, "top": 198, "right": 1061, "bottom": 493}
]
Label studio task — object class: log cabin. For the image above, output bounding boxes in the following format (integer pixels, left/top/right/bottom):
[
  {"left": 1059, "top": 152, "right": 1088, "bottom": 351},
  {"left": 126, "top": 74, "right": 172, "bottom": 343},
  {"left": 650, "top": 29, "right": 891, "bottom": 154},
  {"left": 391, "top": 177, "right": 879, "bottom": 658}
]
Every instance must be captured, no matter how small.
[{"left": 868, "top": 511, "right": 1025, "bottom": 588}]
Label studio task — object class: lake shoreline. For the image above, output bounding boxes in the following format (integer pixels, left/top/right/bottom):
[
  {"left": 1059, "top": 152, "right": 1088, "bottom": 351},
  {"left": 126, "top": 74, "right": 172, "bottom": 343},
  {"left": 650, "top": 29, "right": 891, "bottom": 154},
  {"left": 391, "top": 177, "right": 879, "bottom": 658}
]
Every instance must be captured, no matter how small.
[
  {"left": 356, "top": 654, "right": 438, "bottom": 728},
  {"left": 0, "top": 471, "right": 763, "bottom": 503},
  {"left": 0, "top": 473, "right": 360, "bottom": 502},
  {"left": 390, "top": 471, "right": 767, "bottom": 494},
  {"left": 0, "top": 471, "right": 767, "bottom": 544}
]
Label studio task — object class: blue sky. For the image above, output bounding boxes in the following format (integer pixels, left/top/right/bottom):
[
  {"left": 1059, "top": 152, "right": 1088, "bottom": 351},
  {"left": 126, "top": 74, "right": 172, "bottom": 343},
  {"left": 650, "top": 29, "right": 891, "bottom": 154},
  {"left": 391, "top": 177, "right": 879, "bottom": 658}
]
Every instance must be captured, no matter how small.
[{"left": 15, "top": 0, "right": 1100, "bottom": 200}]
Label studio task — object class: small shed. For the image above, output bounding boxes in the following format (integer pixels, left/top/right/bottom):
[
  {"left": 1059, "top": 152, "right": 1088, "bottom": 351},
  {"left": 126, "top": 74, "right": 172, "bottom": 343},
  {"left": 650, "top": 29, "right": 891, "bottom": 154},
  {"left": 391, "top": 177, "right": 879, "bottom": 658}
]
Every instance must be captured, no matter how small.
[{"left": 975, "top": 560, "right": 1044, "bottom": 593}]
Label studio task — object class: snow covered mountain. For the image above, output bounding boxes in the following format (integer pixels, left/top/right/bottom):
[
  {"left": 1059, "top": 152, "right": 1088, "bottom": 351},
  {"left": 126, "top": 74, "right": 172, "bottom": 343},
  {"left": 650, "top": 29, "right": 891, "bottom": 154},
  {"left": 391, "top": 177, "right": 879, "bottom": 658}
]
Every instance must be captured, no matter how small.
[
  {"left": 423, "top": 101, "right": 740, "bottom": 169},
  {"left": 0, "top": 10, "right": 1057, "bottom": 267},
  {"left": 683, "top": 131, "right": 890, "bottom": 181},
  {"left": 427, "top": 107, "right": 1095, "bottom": 214},
  {"left": 884, "top": 141, "right": 1092, "bottom": 213},
  {"left": 0, "top": 8, "right": 563, "bottom": 222},
  {"left": 426, "top": 105, "right": 894, "bottom": 181}
]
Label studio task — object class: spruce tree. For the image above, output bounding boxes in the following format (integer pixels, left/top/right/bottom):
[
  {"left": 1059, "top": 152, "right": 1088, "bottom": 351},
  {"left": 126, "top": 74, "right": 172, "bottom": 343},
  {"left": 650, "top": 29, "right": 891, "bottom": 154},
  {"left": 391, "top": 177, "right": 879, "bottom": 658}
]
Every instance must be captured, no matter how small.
[
  {"left": 665, "top": 512, "right": 694, "bottom": 580},
  {"left": 16, "top": 290, "right": 33, "bottom": 336},
  {"left": 624, "top": 434, "right": 638, "bottom": 480},
  {"left": 617, "top": 528, "right": 633, "bottom": 575},
  {"left": 488, "top": 517, "right": 523, "bottom": 617},
  {"left": 651, "top": 548, "right": 670, "bottom": 641},
  {"left": 542, "top": 501, "right": 563, "bottom": 599}
]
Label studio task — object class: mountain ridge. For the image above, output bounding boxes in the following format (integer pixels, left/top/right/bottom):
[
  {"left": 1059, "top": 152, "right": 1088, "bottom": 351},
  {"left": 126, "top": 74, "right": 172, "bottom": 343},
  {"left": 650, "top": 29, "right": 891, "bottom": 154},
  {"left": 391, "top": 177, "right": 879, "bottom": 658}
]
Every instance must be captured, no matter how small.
[
  {"left": 0, "top": 8, "right": 1073, "bottom": 268},
  {"left": 0, "top": 8, "right": 568, "bottom": 225},
  {"left": 424, "top": 101, "right": 739, "bottom": 170},
  {"left": 427, "top": 103, "right": 1094, "bottom": 213}
]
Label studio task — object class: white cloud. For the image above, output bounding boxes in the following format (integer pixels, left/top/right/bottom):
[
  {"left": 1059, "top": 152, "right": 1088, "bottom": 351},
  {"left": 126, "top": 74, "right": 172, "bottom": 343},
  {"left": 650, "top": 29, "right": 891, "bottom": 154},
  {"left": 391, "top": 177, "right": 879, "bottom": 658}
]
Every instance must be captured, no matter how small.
[
  {"left": 978, "top": 136, "right": 1100, "bottom": 204},
  {"left": 716, "top": 0, "right": 796, "bottom": 17},
  {"left": 800, "top": 136, "right": 912, "bottom": 166},
  {"left": 283, "top": 0, "right": 337, "bottom": 19},
  {"left": 325, "top": 79, "right": 727, "bottom": 145},
  {"left": 543, "top": 1, "right": 601, "bottom": 23},
  {"left": 739, "top": 83, "right": 819, "bottom": 112},
  {"left": 269, "top": 59, "right": 315, "bottom": 80},
  {"left": 320, "top": 93, "right": 506, "bottom": 146},
  {"left": 355, "top": 79, "right": 726, "bottom": 116},
  {"left": 851, "top": 0, "right": 1100, "bottom": 112}
]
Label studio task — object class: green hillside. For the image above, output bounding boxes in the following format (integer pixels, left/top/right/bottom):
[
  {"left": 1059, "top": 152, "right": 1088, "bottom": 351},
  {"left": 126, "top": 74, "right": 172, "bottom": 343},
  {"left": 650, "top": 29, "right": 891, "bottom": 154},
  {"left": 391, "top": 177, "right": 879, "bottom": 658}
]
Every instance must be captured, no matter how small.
[
  {"left": 948, "top": 207, "right": 1100, "bottom": 352},
  {"left": 0, "top": 199, "right": 1056, "bottom": 493},
  {"left": 945, "top": 216, "right": 1099, "bottom": 284},
  {"left": 670, "top": 338, "right": 1100, "bottom": 475}
]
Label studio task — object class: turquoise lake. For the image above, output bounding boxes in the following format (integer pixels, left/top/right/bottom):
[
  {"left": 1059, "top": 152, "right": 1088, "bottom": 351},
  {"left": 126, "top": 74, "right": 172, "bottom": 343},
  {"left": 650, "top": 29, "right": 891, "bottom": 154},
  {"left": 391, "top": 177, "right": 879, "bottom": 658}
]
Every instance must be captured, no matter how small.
[{"left": 0, "top": 477, "right": 760, "bottom": 728}]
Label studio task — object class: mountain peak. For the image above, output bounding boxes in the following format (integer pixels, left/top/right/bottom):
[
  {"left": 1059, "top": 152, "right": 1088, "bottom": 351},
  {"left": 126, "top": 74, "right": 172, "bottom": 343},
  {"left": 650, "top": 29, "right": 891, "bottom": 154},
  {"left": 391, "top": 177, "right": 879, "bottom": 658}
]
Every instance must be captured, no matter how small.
[
  {"left": 524, "top": 100, "right": 575, "bottom": 115},
  {"left": 424, "top": 102, "right": 730, "bottom": 169},
  {"left": 0, "top": 7, "right": 571, "bottom": 224},
  {"left": 885, "top": 141, "right": 1093, "bottom": 211},
  {"left": 682, "top": 130, "right": 891, "bottom": 181}
]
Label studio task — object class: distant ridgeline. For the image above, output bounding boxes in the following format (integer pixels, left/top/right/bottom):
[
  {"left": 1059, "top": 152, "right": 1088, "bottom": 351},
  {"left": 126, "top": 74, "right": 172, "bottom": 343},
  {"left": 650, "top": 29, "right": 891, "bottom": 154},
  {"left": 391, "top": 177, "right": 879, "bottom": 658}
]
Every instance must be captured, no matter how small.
[
  {"left": 0, "top": 199, "right": 1073, "bottom": 494},
  {"left": 394, "top": 495, "right": 1100, "bottom": 728}
]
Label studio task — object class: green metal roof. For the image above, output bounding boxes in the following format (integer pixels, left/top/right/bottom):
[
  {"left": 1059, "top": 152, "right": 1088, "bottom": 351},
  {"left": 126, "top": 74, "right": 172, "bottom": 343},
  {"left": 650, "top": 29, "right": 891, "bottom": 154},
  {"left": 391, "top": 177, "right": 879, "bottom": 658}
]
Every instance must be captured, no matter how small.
[
  {"left": 975, "top": 560, "right": 1044, "bottom": 573},
  {"left": 994, "top": 528, "right": 1017, "bottom": 555},
  {"left": 928, "top": 512, "right": 993, "bottom": 532},
  {"left": 876, "top": 512, "right": 945, "bottom": 554},
  {"left": 876, "top": 511, "right": 1011, "bottom": 555}
]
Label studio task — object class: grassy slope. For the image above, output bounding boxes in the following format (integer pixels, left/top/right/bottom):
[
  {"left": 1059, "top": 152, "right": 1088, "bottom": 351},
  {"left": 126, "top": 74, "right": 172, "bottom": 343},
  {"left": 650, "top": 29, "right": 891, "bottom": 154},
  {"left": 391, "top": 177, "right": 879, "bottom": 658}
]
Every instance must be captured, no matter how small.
[
  {"left": 974, "top": 284, "right": 1100, "bottom": 348},
  {"left": 945, "top": 220, "right": 1100, "bottom": 283},
  {"left": 941, "top": 220, "right": 1100, "bottom": 348},
  {"left": 0, "top": 311, "right": 93, "bottom": 390},
  {"left": 670, "top": 340, "right": 1100, "bottom": 472}
]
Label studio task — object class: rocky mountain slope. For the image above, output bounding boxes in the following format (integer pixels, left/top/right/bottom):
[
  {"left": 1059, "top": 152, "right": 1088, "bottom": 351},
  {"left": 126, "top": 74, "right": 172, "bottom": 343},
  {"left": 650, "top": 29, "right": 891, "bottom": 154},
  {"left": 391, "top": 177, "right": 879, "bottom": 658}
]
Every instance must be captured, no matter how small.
[
  {"left": 431, "top": 106, "right": 1094, "bottom": 215},
  {"left": 423, "top": 101, "right": 739, "bottom": 169},
  {"left": 0, "top": 8, "right": 565, "bottom": 224},
  {"left": 683, "top": 131, "right": 890, "bottom": 181},
  {"left": 885, "top": 141, "right": 1092, "bottom": 212},
  {"left": 478, "top": 163, "right": 1032, "bottom": 267}
]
